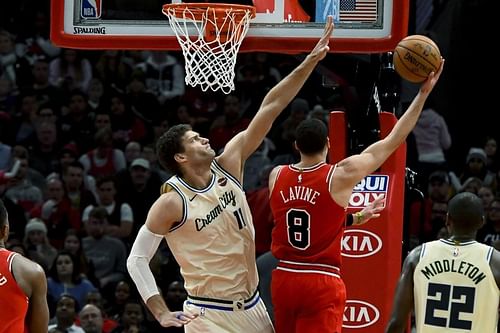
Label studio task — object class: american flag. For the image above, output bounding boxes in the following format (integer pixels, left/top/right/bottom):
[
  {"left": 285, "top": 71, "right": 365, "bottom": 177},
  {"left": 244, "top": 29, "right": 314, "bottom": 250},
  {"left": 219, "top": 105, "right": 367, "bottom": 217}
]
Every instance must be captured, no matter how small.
[{"left": 339, "top": 0, "right": 378, "bottom": 22}]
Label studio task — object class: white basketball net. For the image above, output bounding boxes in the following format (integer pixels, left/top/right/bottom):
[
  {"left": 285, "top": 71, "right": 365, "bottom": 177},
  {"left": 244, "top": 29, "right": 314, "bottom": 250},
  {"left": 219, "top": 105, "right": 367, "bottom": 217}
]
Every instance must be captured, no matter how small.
[{"left": 163, "top": 5, "right": 255, "bottom": 94}]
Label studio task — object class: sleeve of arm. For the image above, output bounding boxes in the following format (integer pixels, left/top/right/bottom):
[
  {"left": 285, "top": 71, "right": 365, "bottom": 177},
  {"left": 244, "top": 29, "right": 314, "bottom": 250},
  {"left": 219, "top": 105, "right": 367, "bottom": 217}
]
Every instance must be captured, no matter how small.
[{"left": 127, "top": 225, "right": 164, "bottom": 303}]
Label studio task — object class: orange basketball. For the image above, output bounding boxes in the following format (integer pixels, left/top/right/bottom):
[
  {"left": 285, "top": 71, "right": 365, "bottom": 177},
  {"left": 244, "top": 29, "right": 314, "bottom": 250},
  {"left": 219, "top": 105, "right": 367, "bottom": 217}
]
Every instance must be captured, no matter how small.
[{"left": 393, "top": 35, "right": 441, "bottom": 83}]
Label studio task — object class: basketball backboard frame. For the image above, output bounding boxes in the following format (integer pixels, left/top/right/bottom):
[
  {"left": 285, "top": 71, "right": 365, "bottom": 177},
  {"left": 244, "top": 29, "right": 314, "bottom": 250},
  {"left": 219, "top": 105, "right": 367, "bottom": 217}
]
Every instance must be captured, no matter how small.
[{"left": 51, "top": 0, "right": 409, "bottom": 53}]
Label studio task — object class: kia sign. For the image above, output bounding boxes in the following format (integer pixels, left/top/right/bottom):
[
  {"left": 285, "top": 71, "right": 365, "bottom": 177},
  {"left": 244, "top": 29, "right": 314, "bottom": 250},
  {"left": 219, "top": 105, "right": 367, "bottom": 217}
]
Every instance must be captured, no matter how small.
[
  {"left": 341, "top": 229, "right": 382, "bottom": 258},
  {"left": 343, "top": 300, "right": 380, "bottom": 328},
  {"left": 349, "top": 175, "right": 389, "bottom": 208}
]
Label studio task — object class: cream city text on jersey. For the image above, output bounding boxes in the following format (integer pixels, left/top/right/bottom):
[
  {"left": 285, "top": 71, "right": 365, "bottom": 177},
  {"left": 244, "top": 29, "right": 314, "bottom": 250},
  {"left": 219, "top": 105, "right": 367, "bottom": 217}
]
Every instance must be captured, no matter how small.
[
  {"left": 280, "top": 186, "right": 320, "bottom": 205},
  {"left": 195, "top": 190, "right": 237, "bottom": 231},
  {"left": 420, "top": 259, "right": 487, "bottom": 285}
]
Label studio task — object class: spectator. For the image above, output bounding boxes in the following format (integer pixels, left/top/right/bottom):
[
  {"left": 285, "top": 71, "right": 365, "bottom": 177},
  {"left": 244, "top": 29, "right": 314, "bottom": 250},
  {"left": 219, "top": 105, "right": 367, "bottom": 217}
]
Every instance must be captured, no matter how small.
[
  {"left": 94, "top": 51, "right": 132, "bottom": 94},
  {"left": 82, "top": 290, "right": 119, "bottom": 333},
  {"left": 108, "top": 93, "right": 147, "bottom": 149},
  {"left": 59, "top": 90, "right": 94, "bottom": 153},
  {"left": 86, "top": 78, "right": 105, "bottom": 113},
  {"left": 141, "top": 144, "right": 171, "bottom": 182},
  {"left": 114, "top": 158, "right": 162, "bottom": 241},
  {"left": 109, "top": 301, "right": 148, "bottom": 333},
  {"left": 79, "top": 127, "right": 126, "bottom": 179},
  {"left": 135, "top": 51, "right": 184, "bottom": 105},
  {"left": 0, "top": 29, "right": 31, "bottom": 88},
  {"left": 412, "top": 104, "right": 452, "bottom": 187},
  {"left": 478, "top": 185, "right": 495, "bottom": 215},
  {"left": 449, "top": 147, "right": 497, "bottom": 194},
  {"left": 23, "top": 217, "right": 57, "bottom": 271},
  {"left": 47, "top": 251, "right": 97, "bottom": 312},
  {"left": 209, "top": 94, "right": 251, "bottom": 153},
  {"left": 15, "top": 9, "right": 61, "bottom": 65},
  {"left": 79, "top": 304, "right": 105, "bottom": 333},
  {"left": 484, "top": 136, "right": 499, "bottom": 173},
  {"left": 106, "top": 280, "right": 132, "bottom": 321},
  {"left": 48, "top": 49, "right": 93, "bottom": 93},
  {"left": 124, "top": 141, "right": 141, "bottom": 167},
  {"left": 12, "top": 92, "right": 39, "bottom": 145},
  {"left": 82, "top": 176, "right": 133, "bottom": 242},
  {"left": 62, "top": 161, "right": 97, "bottom": 216},
  {"left": 408, "top": 170, "right": 451, "bottom": 247},
  {"left": 82, "top": 207, "right": 127, "bottom": 290},
  {"left": 35, "top": 176, "right": 81, "bottom": 248},
  {"left": 63, "top": 229, "right": 97, "bottom": 284},
  {"left": 29, "top": 58, "right": 64, "bottom": 110},
  {"left": 477, "top": 197, "right": 500, "bottom": 246},
  {"left": 28, "top": 121, "right": 60, "bottom": 176},
  {"left": 48, "top": 294, "right": 85, "bottom": 333},
  {"left": 4, "top": 154, "right": 43, "bottom": 216}
]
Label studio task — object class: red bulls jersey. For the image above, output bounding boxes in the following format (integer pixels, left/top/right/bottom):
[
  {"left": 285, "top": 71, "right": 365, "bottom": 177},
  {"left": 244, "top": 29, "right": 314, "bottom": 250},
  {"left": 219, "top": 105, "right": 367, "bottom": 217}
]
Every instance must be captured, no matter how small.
[
  {"left": 0, "top": 249, "right": 29, "bottom": 333},
  {"left": 270, "top": 163, "right": 347, "bottom": 268}
]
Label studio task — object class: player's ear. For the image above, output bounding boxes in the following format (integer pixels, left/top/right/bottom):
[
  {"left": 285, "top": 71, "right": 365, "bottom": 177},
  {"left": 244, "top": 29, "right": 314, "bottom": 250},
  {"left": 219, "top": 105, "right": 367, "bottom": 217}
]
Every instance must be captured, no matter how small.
[
  {"left": 174, "top": 153, "right": 186, "bottom": 164},
  {"left": 293, "top": 141, "right": 298, "bottom": 151},
  {"left": 0, "top": 224, "right": 8, "bottom": 242}
]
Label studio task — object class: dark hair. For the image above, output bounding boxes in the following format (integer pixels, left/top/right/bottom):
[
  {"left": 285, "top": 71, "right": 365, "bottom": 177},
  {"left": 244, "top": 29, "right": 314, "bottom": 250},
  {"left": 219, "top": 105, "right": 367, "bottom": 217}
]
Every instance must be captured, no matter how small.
[
  {"left": 89, "top": 206, "right": 108, "bottom": 221},
  {"left": 56, "top": 293, "right": 81, "bottom": 312},
  {"left": 156, "top": 124, "right": 192, "bottom": 176},
  {"left": 0, "top": 199, "right": 7, "bottom": 228},
  {"left": 64, "top": 160, "right": 85, "bottom": 173},
  {"left": 96, "top": 175, "right": 115, "bottom": 188},
  {"left": 49, "top": 250, "right": 83, "bottom": 285},
  {"left": 448, "top": 192, "right": 484, "bottom": 231},
  {"left": 295, "top": 118, "right": 328, "bottom": 155}
]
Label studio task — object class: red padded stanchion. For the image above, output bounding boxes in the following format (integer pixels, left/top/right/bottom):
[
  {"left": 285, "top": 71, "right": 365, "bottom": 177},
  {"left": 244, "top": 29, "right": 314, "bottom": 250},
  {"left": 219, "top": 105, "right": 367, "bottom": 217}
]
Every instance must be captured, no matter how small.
[{"left": 329, "top": 111, "right": 405, "bottom": 332}]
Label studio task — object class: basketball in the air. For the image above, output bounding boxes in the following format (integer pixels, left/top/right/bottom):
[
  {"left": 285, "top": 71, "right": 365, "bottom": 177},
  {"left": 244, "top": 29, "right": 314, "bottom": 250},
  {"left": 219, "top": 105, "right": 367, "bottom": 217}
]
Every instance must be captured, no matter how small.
[{"left": 393, "top": 35, "right": 441, "bottom": 83}]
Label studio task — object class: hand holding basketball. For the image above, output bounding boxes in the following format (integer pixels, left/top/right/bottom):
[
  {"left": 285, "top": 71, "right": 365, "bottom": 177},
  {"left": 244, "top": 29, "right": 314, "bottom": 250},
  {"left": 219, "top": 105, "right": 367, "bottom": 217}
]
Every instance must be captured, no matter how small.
[{"left": 393, "top": 35, "right": 441, "bottom": 83}]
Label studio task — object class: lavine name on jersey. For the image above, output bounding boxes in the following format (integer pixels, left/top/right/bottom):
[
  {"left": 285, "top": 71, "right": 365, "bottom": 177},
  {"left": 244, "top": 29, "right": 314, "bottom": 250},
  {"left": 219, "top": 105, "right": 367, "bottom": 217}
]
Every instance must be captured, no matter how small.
[
  {"left": 349, "top": 175, "right": 388, "bottom": 208},
  {"left": 279, "top": 186, "right": 321, "bottom": 205},
  {"left": 420, "top": 259, "right": 487, "bottom": 285},
  {"left": 195, "top": 190, "right": 236, "bottom": 231}
]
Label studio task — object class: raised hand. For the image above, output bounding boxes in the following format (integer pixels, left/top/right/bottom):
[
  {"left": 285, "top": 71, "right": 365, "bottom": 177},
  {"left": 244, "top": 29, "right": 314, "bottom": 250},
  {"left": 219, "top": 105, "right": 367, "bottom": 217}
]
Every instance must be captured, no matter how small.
[
  {"left": 355, "top": 195, "right": 386, "bottom": 225},
  {"left": 420, "top": 58, "right": 445, "bottom": 95},
  {"left": 309, "top": 15, "right": 334, "bottom": 62}
]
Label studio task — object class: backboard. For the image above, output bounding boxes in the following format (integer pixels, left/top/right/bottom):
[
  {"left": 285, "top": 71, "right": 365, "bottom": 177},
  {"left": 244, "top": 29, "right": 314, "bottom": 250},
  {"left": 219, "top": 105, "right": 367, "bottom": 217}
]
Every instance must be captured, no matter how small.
[{"left": 51, "top": 0, "right": 408, "bottom": 53}]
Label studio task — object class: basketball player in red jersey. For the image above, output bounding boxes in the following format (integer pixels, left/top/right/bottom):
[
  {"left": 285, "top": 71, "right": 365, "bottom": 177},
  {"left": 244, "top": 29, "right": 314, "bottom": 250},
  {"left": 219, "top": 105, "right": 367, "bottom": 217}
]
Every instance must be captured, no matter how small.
[
  {"left": 269, "top": 59, "right": 444, "bottom": 333},
  {"left": 0, "top": 199, "right": 49, "bottom": 333}
]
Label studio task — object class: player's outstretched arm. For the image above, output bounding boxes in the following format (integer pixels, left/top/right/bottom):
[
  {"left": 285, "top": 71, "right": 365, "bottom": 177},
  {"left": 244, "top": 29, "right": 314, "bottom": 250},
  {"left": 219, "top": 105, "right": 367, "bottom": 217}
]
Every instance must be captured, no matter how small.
[
  {"left": 385, "top": 246, "right": 421, "bottom": 333},
  {"left": 219, "top": 16, "right": 334, "bottom": 172},
  {"left": 338, "top": 59, "right": 445, "bottom": 188},
  {"left": 127, "top": 193, "right": 198, "bottom": 327}
]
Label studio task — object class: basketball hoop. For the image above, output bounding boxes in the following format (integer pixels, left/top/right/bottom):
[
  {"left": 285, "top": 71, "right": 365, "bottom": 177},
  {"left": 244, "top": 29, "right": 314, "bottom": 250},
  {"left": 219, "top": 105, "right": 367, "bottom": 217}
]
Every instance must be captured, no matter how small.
[{"left": 162, "top": 3, "right": 256, "bottom": 94}]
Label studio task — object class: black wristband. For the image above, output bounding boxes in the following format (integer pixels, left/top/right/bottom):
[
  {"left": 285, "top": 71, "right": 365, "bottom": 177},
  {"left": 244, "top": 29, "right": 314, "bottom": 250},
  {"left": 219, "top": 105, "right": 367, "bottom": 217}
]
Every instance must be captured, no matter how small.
[{"left": 346, "top": 214, "right": 354, "bottom": 226}]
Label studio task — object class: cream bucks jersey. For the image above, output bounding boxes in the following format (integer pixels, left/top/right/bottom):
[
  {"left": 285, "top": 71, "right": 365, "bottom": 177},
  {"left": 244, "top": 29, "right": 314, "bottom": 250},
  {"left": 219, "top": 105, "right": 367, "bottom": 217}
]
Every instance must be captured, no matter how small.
[
  {"left": 163, "top": 160, "right": 258, "bottom": 301},
  {"left": 414, "top": 239, "right": 499, "bottom": 333}
]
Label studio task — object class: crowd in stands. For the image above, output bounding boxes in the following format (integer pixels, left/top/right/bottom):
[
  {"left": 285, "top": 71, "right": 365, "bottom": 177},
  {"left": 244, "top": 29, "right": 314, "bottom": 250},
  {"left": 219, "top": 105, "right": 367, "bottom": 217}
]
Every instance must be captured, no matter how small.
[{"left": 1, "top": 1, "right": 498, "bottom": 332}]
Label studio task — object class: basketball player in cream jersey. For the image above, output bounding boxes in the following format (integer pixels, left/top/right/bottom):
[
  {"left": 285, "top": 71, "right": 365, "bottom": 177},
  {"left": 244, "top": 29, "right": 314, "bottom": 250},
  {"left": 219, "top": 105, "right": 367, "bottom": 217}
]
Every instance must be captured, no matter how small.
[
  {"left": 386, "top": 192, "right": 500, "bottom": 333},
  {"left": 127, "top": 17, "right": 334, "bottom": 333}
]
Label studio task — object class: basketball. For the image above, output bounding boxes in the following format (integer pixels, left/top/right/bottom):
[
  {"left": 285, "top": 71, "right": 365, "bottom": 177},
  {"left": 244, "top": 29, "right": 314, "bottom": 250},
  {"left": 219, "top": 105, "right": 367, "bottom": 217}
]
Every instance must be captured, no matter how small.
[{"left": 393, "top": 35, "right": 441, "bottom": 83}]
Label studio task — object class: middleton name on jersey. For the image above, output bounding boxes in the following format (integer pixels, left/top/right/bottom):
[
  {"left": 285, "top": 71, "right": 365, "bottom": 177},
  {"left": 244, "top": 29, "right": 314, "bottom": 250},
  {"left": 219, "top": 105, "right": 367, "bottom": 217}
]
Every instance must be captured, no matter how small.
[
  {"left": 420, "top": 259, "right": 487, "bottom": 285},
  {"left": 279, "top": 186, "right": 321, "bottom": 205}
]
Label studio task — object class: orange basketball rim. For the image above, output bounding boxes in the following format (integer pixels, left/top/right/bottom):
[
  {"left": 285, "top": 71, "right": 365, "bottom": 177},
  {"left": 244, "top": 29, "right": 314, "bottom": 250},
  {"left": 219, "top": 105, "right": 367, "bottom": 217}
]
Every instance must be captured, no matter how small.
[{"left": 162, "top": 3, "right": 256, "bottom": 44}]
